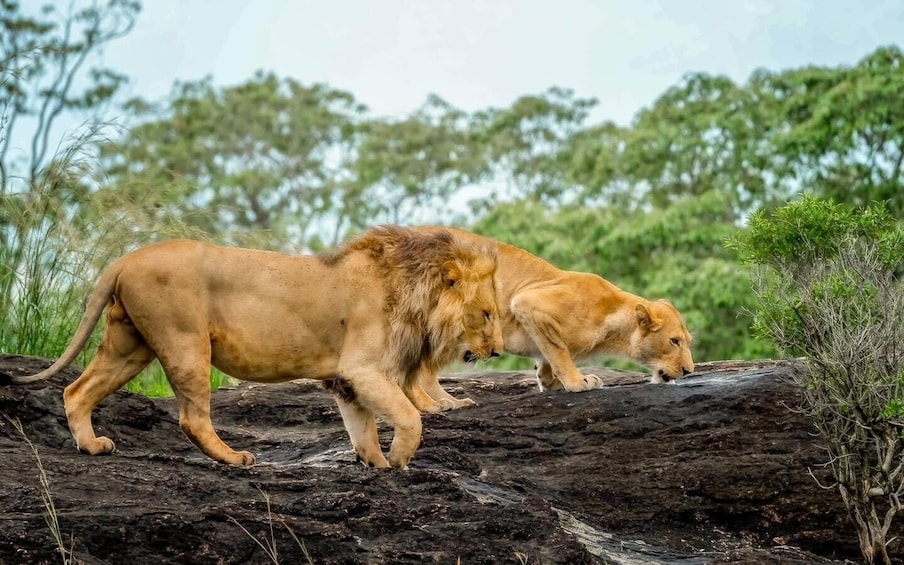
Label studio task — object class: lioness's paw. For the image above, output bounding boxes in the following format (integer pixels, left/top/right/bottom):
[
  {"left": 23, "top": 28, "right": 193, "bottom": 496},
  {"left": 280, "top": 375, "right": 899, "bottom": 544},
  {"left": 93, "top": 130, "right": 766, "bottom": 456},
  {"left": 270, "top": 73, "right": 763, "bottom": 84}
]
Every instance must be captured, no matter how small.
[
  {"left": 419, "top": 400, "right": 447, "bottom": 414},
  {"left": 537, "top": 377, "right": 565, "bottom": 392},
  {"left": 449, "top": 397, "right": 477, "bottom": 410},
  {"left": 229, "top": 450, "right": 255, "bottom": 466},
  {"left": 78, "top": 436, "right": 116, "bottom": 455},
  {"left": 562, "top": 374, "right": 603, "bottom": 392},
  {"left": 584, "top": 374, "right": 604, "bottom": 389},
  {"left": 434, "top": 397, "right": 476, "bottom": 412}
]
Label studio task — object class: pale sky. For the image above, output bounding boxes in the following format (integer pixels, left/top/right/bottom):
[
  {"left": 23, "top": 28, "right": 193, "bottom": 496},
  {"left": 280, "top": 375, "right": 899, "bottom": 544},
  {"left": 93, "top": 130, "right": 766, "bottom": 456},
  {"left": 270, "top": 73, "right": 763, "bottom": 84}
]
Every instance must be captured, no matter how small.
[{"left": 98, "top": 0, "right": 904, "bottom": 126}]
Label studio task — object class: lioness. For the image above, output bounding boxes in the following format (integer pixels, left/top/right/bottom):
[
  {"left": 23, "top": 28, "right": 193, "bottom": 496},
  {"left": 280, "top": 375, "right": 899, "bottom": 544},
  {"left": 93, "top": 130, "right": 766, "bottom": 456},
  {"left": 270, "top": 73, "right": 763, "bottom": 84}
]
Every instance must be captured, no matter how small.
[
  {"left": 8, "top": 226, "right": 502, "bottom": 468},
  {"left": 413, "top": 228, "right": 694, "bottom": 411}
]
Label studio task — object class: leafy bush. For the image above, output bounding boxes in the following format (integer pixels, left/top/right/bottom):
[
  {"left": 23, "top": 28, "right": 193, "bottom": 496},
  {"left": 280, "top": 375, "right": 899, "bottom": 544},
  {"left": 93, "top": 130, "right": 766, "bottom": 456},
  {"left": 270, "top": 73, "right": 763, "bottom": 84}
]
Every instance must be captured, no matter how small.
[{"left": 729, "top": 196, "right": 904, "bottom": 565}]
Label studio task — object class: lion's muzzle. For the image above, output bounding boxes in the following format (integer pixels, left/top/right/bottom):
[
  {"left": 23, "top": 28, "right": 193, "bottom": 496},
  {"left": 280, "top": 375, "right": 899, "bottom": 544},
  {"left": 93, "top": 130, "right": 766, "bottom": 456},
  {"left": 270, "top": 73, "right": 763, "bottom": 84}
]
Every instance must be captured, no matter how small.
[{"left": 463, "top": 349, "right": 500, "bottom": 363}]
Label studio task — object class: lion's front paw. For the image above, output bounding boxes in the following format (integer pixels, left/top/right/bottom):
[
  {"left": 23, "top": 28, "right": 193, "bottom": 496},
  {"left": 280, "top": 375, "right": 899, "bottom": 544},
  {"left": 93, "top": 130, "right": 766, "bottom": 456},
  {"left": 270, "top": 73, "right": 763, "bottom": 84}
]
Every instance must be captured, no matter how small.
[
  {"left": 388, "top": 452, "right": 412, "bottom": 469},
  {"left": 225, "top": 450, "right": 255, "bottom": 466},
  {"left": 78, "top": 436, "right": 116, "bottom": 455},
  {"left": 355, "top": 449, "right": 390, "bottom": 468}
]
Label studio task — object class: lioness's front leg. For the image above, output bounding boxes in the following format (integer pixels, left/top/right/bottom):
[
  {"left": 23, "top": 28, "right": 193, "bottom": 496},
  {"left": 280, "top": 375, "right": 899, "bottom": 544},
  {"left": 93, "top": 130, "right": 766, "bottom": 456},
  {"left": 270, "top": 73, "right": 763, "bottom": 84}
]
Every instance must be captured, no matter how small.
[
  {"left": 510, "top": 289, "right": 602, "bottom": 393},
  {"left": 403, "top": 378, "right": 447, "bottom": 414},
  {"left": 407, "top": 367, "right": 476, "bottom": 413}
]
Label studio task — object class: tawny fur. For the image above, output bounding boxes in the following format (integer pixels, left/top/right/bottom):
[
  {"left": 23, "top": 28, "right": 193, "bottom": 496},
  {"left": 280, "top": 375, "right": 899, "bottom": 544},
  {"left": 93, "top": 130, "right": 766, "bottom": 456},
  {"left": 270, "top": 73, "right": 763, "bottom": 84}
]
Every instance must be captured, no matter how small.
[
  {"left": 10, "top": 226, "right": 502, "bottom": 468},
  {"left": 412, "top": 227, "right": 695, "bottom": 411}
]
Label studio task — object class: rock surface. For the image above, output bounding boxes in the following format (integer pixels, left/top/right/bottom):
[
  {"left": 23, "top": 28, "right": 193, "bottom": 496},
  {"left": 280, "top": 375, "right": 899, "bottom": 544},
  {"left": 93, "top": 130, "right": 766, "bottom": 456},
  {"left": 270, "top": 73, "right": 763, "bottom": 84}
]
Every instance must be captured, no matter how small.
[{"left": 0, "top": 355, "right": 899, "bottom": 564}]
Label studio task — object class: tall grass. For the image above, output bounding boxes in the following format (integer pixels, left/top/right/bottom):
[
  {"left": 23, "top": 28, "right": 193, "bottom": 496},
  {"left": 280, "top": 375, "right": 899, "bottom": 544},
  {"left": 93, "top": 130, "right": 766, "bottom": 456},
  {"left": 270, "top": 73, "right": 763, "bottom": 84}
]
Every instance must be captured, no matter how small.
[{"left": 0, "top": 127, "right": 237, "bottom": 397}]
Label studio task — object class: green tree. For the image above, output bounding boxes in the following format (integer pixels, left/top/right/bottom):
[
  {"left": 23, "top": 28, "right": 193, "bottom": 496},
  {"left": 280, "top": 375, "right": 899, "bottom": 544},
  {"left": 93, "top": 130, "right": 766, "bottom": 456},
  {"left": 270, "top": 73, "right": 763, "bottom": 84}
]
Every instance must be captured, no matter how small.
[
  {"left": 729, "top": 196, "right": 904, "bottom": 565},
  {"left": 556, "top": 46, "right": 904, "bottom": 221},
  {"left": 560, "top": 120, "right": 635, "bottom": 210},
  {"left": 352, "top": 95, "right": 488, "bottom": 229},
  {"left": 468, "top": 87, "right": 597, "bottom": 208},
  {"left": 758, "top": 46, "right": 904, "bottom": 216},
  {"left": 99, "top": 72, "right": 365, "bottom": 249},
  {"left": 0, "top": 0, "right": 138, "bottom": 188},
  {"left": 559, "top": 73, "right": 782, "bottom": 216}
]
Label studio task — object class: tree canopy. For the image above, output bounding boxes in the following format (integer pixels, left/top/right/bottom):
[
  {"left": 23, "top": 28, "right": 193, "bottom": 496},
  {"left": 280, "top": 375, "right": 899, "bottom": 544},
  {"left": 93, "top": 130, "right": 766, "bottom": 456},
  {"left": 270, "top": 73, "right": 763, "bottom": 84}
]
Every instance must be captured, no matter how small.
[{"left": 2, "top": 0, "right": 902, "bottom": 366}]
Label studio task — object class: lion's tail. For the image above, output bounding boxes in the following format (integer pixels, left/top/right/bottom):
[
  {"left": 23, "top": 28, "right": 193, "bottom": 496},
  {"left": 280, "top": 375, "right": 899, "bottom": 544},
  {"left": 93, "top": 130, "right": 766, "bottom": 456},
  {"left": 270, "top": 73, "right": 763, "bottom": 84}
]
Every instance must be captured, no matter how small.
[{"left": 7, "top": 261, "right": 121, "bottom": 384}]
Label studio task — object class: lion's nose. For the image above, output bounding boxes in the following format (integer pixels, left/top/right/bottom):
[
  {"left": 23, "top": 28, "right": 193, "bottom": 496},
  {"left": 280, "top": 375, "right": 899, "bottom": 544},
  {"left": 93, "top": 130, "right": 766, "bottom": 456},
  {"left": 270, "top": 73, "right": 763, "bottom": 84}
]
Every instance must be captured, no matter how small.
[{"left": 490, "top": 350, "right": 500, "bottom": 358}]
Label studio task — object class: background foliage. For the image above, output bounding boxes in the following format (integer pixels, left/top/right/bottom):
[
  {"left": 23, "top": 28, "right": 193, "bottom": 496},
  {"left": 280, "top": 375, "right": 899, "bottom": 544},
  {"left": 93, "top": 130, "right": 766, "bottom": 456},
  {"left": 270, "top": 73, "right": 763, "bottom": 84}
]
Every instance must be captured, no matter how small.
[{"left": 2, "top": 0, "right": 903, "bottom": 387}]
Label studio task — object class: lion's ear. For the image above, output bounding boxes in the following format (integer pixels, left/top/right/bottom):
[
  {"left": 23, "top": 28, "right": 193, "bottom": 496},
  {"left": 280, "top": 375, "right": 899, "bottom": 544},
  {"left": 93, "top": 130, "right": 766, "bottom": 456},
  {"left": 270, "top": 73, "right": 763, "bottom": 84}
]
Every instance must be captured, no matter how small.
[
  {"left": 636, "top": 303, "right": 662, "bottom": 332},
  {"left": 442, "top": 261, "right": 463, "bottom": 288}
]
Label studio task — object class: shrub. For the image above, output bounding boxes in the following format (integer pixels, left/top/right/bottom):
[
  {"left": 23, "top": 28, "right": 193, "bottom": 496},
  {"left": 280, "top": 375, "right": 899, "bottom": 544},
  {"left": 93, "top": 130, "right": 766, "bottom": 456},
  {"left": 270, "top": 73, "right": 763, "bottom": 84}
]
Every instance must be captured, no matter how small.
[{"left": 729, "top": 195, "right": 904, "bottom": 565}]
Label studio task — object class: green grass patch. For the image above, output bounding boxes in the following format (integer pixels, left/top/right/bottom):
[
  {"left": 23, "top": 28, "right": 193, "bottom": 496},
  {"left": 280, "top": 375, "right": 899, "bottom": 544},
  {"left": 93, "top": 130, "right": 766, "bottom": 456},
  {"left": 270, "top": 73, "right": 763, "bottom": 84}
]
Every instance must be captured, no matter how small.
[{"left": 124, "top": 362, "right": 237, "bottom": 398}]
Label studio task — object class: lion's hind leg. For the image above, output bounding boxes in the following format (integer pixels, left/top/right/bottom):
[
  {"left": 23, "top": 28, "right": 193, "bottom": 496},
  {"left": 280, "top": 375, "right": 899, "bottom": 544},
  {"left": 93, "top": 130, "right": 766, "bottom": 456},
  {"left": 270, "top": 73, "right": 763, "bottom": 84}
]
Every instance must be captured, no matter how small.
[
  {"left": 160, "top": 347, "right": 255, "bottom": 466},
  {"left": 334, "top": 369, "right": 422, "bottom": 469},
  {"left": 334, "top": 396, "right": 389, "bottom": 468},
  {"left": 64, "top": 306, "right": 155, "bottom": 456}
]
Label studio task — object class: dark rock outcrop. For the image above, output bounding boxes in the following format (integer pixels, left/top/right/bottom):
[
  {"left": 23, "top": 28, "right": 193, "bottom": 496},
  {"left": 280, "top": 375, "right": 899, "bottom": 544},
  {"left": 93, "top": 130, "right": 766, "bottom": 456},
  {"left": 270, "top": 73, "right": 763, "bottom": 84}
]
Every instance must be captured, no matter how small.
[{"left": 0, "top": 355, "right": 897, "bottom": 564}]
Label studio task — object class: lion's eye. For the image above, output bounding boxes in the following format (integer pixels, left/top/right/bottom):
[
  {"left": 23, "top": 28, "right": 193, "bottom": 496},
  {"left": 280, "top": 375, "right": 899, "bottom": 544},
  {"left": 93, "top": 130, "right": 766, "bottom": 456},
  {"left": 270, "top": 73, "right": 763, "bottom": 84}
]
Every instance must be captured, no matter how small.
[
  {"left": 483, "top": 310, "right": 492, "bottom": 321},
  {"left": 670, "top": 337, "right": 681, "bottom": 347}
]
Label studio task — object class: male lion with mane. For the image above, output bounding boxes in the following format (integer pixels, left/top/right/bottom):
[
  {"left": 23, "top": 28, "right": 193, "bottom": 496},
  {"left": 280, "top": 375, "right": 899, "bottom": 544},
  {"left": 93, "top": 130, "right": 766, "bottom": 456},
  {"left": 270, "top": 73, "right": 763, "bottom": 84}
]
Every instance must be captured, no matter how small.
[
  {"left": 412, "top": 227, "right": 694, "bottom": 412},
  {"left": 7, "top": 226, "right": 502, "bottom": 468}
]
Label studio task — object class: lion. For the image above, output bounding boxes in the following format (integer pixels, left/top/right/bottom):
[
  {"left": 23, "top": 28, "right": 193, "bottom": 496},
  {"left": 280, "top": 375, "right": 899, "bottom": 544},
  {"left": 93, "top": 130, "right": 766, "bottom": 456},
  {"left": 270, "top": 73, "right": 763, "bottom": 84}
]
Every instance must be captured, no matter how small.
[
  {"left": 7, "top": 226, "right": 502, "bottom": 468},
  {"left": 412, "top": 227, "right": 695, "bottom": 411}
]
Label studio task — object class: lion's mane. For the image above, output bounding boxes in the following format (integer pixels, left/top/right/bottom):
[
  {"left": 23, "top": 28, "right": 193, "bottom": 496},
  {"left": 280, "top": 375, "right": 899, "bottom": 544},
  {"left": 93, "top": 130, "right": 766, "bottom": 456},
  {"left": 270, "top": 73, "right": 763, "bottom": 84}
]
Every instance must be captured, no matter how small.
[{"left": 322, "top": 226, "right": 497, "bottom": 383}]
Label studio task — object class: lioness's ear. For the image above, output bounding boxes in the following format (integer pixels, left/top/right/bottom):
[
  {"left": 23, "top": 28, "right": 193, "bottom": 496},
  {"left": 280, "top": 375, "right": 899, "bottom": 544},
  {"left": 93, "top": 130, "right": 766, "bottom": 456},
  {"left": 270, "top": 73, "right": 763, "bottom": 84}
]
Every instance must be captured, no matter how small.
[
  {"left": 636, "top": 303, "right": 662, "bottom": 332},
  {"left": 442, "top": 260, "right": 463, "bottom": 288}
]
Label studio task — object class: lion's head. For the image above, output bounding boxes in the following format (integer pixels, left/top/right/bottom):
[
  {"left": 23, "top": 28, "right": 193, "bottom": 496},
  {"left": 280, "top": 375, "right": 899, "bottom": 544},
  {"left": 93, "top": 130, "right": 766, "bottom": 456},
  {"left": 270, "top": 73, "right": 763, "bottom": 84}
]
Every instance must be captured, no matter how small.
[
  {"left": 338, "top": 226, "right": 502, "bottom": 380},
  {"left": 430, "top": 241, "right": 503, "bottom": 367},
  {"left": 631, "top": 299, "right": 695, "bottom": 383}
]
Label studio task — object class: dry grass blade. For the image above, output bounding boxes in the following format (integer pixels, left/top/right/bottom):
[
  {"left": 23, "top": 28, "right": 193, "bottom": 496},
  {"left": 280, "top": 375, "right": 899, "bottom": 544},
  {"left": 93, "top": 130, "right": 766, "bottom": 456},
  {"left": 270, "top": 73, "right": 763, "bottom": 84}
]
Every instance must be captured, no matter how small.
[
  {"left": 6, "top": 415, "right": 74, "bottom": 565},
  {"left": 227, "top": 487, "right": 313, "bottom": 565}
]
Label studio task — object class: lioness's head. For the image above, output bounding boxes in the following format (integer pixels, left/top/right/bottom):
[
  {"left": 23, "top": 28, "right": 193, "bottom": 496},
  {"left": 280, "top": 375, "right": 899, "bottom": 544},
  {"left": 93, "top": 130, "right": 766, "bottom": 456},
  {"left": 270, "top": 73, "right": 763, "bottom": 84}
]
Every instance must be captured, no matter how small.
[
  {"left": 631, "top": 300, "right": 695, "bottom": 383},
  {"left": 433, "top": 242, "right": 503, "bottom": 365}
]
